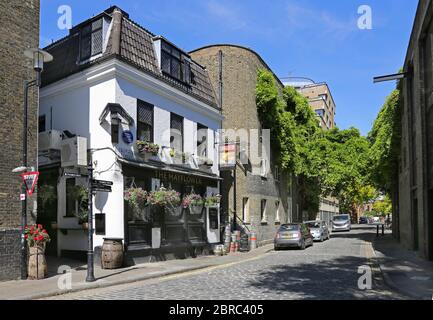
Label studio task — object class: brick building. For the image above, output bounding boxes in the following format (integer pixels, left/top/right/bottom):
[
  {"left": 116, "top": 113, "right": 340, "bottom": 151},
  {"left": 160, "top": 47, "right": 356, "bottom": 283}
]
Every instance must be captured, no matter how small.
[
  {"left": 397, "top": 0, "right": 433, "bottom": 260},
  {"left": 0, "top": 0, "right": 40, "bottom": 280},
  {"left": 191, "top": 45, "right": 297, "bottom": 245}
]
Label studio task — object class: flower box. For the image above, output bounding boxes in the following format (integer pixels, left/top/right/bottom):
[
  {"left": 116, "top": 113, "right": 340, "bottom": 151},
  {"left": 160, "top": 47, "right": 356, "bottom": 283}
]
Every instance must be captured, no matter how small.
[
  {"left": 189, "top": 204, "right": 204, "bottom": 215},
  {"left": 164, "top": 204, "right": 183, "bottom": 217}
]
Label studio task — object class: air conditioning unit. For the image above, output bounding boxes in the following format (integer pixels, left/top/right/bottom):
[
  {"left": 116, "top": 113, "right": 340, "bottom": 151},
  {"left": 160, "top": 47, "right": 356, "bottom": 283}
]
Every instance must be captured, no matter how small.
[
  {"left": 61, "top": 136, "right": 87, "bottom": 168},
  {"left": 38, "top": 130, "right": 63, "bottom": 152}
]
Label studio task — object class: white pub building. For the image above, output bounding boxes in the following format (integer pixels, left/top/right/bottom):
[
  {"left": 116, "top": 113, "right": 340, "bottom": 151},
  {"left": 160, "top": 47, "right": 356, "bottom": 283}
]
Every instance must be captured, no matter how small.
[{"left": 37, "top": 6, "right": 223, "bottom": 264}]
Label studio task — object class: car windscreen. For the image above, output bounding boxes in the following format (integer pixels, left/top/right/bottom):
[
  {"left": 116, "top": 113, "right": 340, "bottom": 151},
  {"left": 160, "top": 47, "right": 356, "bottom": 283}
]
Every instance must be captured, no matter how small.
[
  {"left": 279, "top": 224, "right": 299, "bottom": 231},
  {"left": 333, "top": 215, "right": 349, "bottom": 221},
  {"left": 306, "top": 222, "right": 321, "bottom": 228}
]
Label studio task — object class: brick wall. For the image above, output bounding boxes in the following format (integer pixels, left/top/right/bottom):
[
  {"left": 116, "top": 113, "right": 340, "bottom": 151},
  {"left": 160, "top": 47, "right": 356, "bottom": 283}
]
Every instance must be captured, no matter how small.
[
  {"left": 0, "top": 0, "right": 40, "bottom": 280},
  {"left": 191, "top": 45, "right": 293, "bottom": 244}
]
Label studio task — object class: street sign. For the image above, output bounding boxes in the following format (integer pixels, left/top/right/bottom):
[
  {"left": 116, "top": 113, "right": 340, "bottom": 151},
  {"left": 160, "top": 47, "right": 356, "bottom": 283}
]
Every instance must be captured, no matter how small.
[
  {"left": 20, "top": 172, "right": 39, "bottom": 196},
  {"left": 93, "top": 186, "right": 112, "bottom": 193},
  {"left": 64, "top": 172, "right": 85, "bottom": 178},
  {"left": 91, "top": 179, "right": 113, "bottom": 186}
]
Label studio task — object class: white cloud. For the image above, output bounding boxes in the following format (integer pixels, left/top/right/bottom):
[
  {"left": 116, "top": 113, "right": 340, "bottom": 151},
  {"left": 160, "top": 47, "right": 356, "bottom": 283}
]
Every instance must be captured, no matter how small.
[{"left": 286, "top": 2, "right": 357, "bottom": 40}]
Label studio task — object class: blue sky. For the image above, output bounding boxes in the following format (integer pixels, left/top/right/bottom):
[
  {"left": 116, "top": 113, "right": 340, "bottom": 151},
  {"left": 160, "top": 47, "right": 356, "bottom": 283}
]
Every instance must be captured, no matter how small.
[{"left": 40, "top": 0, "right": 418, "bottom": 135}]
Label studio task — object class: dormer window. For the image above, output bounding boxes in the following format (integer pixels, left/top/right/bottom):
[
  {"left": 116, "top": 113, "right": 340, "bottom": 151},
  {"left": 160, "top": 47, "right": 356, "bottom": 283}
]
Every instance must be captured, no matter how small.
[
  {"left": 160, "top": 40, "right": 191, "bottom": 84},
  {"left": 80, "top": 19, "right": 103, "bottom": 61}
]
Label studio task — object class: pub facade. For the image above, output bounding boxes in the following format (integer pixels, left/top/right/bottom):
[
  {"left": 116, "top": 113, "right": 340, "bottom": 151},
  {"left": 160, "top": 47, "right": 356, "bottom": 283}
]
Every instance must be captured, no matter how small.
[{"left": 37, "top": 6, "right": 223, "bottom": 263}]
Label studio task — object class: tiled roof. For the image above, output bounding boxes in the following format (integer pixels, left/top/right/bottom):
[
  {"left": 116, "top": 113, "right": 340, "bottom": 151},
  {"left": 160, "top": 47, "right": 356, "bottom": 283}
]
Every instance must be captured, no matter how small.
[{"left": 42, "top": 7, "right": 219, "bottom": 109}]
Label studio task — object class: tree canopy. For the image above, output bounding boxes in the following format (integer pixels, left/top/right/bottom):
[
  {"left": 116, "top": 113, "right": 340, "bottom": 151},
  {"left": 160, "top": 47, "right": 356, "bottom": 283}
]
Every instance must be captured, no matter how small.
[{"left": 256, "top": 69, "right": 375, "bottom": 217}]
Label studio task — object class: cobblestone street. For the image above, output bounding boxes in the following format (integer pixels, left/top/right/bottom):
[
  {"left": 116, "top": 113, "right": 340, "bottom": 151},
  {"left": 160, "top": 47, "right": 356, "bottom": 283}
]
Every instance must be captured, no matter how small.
[{"left": 44, "top": 226, "right": 404, "bottom": 300}]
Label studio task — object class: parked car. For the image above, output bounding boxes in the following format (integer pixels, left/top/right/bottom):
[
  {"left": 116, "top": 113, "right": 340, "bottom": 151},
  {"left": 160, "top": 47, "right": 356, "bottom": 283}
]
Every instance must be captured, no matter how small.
[
  {"left": 274, "top": 223, "right": 314, "bottom": 250},
  {"left": 359, "top": 216, "right": 368, "bottom": 224},
  {"left": 332, "top": 214, "right": 351, "bottom": 232},
  {"left": 305, "top": 220, "right": 330, "bottom": 242},
  {"left": 372, "top": 216, "right": 380, "bottom": 223}
]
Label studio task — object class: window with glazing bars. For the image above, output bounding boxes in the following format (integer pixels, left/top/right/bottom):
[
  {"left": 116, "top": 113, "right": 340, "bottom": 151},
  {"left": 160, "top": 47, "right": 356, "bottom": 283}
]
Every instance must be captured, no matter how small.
[
  {"left": 170, "top": 113, "right": 183, "bottom": 152},
  {"left": 80, "top": 18, "right": 103, "bottom": 61},
  {"left": 197, "top": 124, "right": 208, "bottom": 157},
  {"left": 137, "top": 100, "right": 154, "bottom": 142},
  {"left": 161, "top": 41, "right": 191, "bottom": 83}
]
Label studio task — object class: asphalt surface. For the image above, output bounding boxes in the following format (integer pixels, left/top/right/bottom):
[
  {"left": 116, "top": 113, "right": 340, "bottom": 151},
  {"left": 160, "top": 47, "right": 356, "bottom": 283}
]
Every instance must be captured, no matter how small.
[{"left": 44, "top": 225, "right": 403, "bottom": 300}]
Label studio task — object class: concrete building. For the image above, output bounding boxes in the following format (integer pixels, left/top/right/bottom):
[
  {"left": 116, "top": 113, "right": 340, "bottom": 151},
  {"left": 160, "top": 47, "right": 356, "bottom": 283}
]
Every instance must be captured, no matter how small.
[
  {"left": 397, "top": 0, "right": 433, "bottom": 260},
  {"left": 37, "top": 7, "right": 223, "bottom": 264},
  {"left": 0, "top": 0, "right": 40, "bottom": 281},
  {"left": 282, "top": 80, "right": 337, "bottom": 130},
  {"left": 191, "top": 45, "right": 296, "bottom": 245}
]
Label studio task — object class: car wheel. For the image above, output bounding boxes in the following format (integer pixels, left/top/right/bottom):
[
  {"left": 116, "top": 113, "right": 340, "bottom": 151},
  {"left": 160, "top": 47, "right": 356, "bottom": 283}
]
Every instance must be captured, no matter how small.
[
  {"left": 274, "top": 246, "right": 279, "bottom": 251},
  {"left": 300, "top": 240, "right": 306, "bottom": 250},
  {"left": 320, "top": 236, "right": 324, "bottom": 242}
]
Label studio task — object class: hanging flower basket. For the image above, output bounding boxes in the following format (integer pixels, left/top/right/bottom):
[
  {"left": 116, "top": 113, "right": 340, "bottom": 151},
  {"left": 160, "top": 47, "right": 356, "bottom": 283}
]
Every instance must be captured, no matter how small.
[
  {"left": 124, "top": 188, "right": 151, "bottom": 221},
  {"left": 183, "top": 194, "right": 204, "bottom": 215},
  {"left": 164, "top": 203, "right": 183, "bottom": 217},
  {"left": 205, "top": 195, "right": 222, "bottom": 207},
  {"left": 148, "top": 187, "right": 182, "bottom": 217}
]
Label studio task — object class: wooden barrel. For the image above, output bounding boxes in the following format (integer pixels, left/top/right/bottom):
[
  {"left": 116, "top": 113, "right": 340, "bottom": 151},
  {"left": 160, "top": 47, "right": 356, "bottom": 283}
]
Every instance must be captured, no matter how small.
[
  {"left": 28, "top": 245, "right": 47, "bottom": 280},
  {"left": 101, "top": 238, "right": 124, "bottom": 269}
]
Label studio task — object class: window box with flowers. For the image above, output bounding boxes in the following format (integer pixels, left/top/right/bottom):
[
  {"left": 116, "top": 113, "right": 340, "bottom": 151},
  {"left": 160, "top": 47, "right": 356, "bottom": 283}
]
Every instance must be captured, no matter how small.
[
  {"left": 183, "top": 193, "right": 204, "bottom": 215},
  {"left": 137, "top": 141, "right": 160, "bottom": 161},
  {"left": 148, "top": 187, "right": 182, "bottom": 217},
  {"left": 24, "top": 224, "right": 50, "bottom": 280},
  {"left": 124, "top": 187, "right": 151, "bottom": 222}
]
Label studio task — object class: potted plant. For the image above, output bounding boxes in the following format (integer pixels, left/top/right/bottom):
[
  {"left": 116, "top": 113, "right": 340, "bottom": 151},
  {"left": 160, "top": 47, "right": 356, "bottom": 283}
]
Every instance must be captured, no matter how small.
[
  {"left": 37, "top": 184, "right": 58, "bottom": 229},
  {"left": 124, "top": 187, "right": 150, "bottom": 221},
  {"left": 70, "top": 185, "right": 89, "bottom": 227},
  {"left": 24, "top": 224, "right": 50, "bottom": 280},
  {"left": 137, "top": 141, "right": 160, "bottom": 161},
  {"left": 148, "top": 187, "right": 182, "bottom": 217},
  {"left": 205, "top": 194, "right": 221, "bottom": 207},
  {"left": 183, "top": 193, "right": 204, "bottom": 215}
]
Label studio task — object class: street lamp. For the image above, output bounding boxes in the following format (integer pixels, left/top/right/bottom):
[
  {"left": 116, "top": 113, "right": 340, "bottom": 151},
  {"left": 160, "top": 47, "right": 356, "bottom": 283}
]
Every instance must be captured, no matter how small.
[{"left": 20, "top": 48, "right": 53, "bottom": 280}]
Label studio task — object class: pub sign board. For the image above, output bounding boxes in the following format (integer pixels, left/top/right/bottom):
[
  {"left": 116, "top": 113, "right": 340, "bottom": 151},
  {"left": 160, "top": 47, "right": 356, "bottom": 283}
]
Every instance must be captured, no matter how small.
[{"left": 219, "top": 143, "right": 236, "bottom": 170}]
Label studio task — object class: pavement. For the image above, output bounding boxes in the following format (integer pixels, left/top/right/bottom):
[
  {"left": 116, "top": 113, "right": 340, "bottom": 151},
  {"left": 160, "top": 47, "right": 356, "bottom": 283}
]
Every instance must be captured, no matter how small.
[
  {"left": 39, "top": 225, "right": 403, "bottom": 300},
  {"left": 371, "top": 230, "right": 433, "bottom": 300},
  {"left": 0, "top": 244, "right": 273, "bottom": 300},
  {"left": 3, "top": 225, "right": 432, "bottom": 300}
]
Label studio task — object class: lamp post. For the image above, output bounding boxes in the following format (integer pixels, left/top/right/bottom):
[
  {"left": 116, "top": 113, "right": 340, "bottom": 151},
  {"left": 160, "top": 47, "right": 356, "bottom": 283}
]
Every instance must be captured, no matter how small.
[{"left": 20, "top": 48, "right": 53, "bottom": 280}]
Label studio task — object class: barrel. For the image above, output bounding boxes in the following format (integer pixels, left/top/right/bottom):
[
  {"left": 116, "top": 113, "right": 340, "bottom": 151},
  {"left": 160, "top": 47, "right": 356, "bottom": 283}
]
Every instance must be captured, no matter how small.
[
  {"left": 101, "top": 238, "right": 124, "bottom": 269},
  {"left": 214, "top": 245, "right": 223, "bottom": 256},
  {"left": 249, "top": 232, "right": 257, "bottom": 250},
  {"left": 240, "top": 233, "right": 250, "bottom": 252}
]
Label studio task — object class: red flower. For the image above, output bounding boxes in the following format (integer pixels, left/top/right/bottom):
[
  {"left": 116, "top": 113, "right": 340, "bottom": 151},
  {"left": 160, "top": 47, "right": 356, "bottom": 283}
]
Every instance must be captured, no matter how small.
[
  {"left": 38, "top": 224, "right": 42, "bottom": 229},
  {"left": 42, "top": 229, "right": 47, "bottom": 234},
  {"left": 24, "top": 235, "right": 28, "bottom": 239}
]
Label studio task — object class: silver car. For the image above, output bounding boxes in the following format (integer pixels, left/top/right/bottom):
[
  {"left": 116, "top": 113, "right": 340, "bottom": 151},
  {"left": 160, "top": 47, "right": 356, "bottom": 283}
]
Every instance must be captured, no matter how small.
[
  {"left": 305, "top": 220, "right": 330, "bottom": 242},
  {"left": 332, "top": 214, "right": 351, "bottom": 232}
]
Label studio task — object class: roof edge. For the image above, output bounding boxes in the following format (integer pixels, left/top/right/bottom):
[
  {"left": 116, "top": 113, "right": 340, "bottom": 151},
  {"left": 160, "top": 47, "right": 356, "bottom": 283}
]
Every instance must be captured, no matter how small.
[{"left": 190, "top": 44, "right": 284, "bottom": 87}]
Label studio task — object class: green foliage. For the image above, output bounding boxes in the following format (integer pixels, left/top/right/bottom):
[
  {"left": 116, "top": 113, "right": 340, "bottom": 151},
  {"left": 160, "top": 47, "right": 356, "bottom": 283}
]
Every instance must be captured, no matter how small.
[
  {"left": 372, "top": 195, "right": 392, "bottom": 217},
  {"left": 256, "top": 69, "right": 373, "bottom": 216},
  {"left": 367, "top": 86, "right": 402, "bottom": 192}
]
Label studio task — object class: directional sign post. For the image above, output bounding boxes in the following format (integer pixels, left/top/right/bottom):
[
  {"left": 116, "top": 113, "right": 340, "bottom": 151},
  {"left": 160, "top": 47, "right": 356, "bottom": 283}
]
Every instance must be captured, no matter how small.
[{"left": 91, "top": 179, "right": 113, "bottom": 193}]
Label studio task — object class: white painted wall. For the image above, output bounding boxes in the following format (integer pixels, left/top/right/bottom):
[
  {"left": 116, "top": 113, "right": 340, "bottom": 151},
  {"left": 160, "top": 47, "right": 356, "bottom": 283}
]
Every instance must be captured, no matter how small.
[{"left": 40, "top": 58, "right": 222, "bottom": 254}]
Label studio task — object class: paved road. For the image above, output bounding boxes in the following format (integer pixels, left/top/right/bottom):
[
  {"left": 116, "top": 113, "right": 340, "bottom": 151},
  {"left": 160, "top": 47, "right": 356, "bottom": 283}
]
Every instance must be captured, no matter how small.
[{"left": 45, "top": 225, "right": 403, "bottom": 300}]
